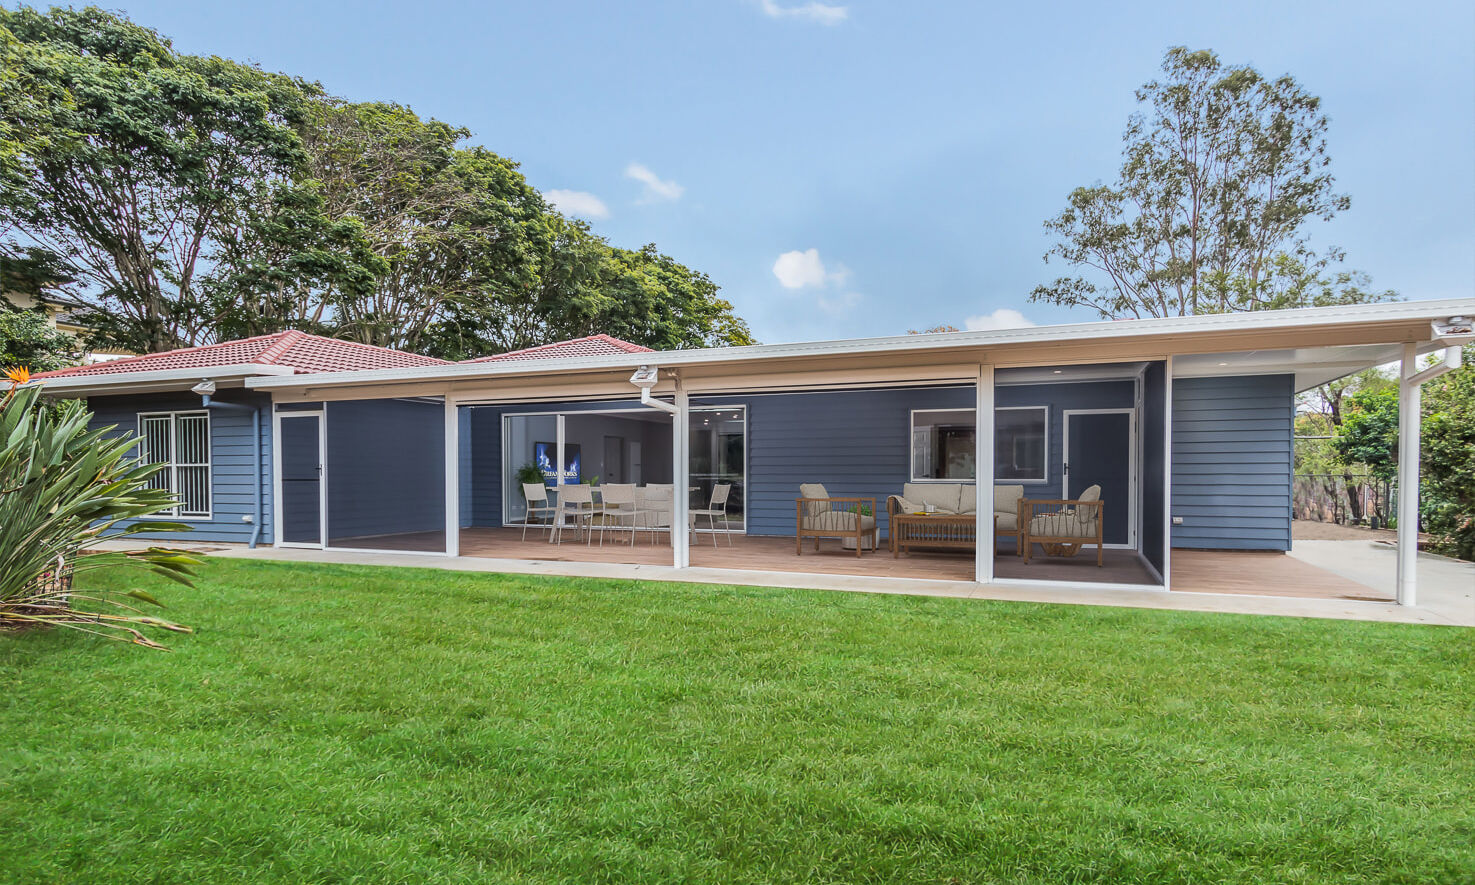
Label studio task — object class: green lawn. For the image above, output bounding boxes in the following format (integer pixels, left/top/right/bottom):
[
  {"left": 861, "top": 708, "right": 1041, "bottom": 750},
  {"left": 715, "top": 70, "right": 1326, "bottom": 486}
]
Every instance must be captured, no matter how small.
[{"left": 2, "top": 560, "right": 1472, "bottom": 884}]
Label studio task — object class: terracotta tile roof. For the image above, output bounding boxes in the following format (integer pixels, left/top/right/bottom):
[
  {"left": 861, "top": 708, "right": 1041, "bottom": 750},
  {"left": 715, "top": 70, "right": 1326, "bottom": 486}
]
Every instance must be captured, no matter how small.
[
  {"left": 464, "top": 334, "right": 653, "bottom": 363},
  {"left": 31, "top": 330, "right": 450, "bottom": 378}
]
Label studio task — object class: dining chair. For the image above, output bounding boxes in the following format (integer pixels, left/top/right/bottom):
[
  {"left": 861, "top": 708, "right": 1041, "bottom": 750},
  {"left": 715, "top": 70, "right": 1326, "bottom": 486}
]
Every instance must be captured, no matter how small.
[
  {"left": 551, "top": 483, "right": 600, "bottom": 545},
  {"left": 596, "top": 483, "right": 648, "bottom": 548},
  {"left": 521, "top": 482, "right": 558, "bottom": 541},
  {"left": 639, "top": 484, "right": 674, "bottom": 545},
  {"left": 690, "top": 483, "right": 733, "bottom": 547}
]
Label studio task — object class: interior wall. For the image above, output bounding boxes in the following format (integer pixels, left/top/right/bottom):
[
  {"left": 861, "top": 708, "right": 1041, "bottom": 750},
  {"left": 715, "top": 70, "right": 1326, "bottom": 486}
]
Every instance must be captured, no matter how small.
[{"left": 325, "top": 398, "right": 445, "bottom": 545}]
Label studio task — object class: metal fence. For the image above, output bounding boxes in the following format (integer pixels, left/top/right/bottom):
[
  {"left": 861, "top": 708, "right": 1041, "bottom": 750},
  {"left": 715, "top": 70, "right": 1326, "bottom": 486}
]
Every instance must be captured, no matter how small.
[{"left": 1293, "top": 473, "right": 1396, "bottom": 527}]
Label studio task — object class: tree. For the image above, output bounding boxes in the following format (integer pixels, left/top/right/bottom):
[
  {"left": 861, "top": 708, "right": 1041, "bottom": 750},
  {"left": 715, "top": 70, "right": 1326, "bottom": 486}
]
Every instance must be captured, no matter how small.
[
  {"left": 0, "top": 6, "right": 317, "bottom": 352},
  {"left": 1299, "top": 368, "right": 1394, "bottom": 523},
  {"left": 1032, "top": 47, "right": 1395, "bottom": 319},
  {"left": 1421, "top": 350, "right": 1474, "bottom": 560},
  {"left": 1331, "top": 387, "right": 1399, "bottom": 486},
  {"left": 0, "top": 304, "right": 77, "bottom": 373}
]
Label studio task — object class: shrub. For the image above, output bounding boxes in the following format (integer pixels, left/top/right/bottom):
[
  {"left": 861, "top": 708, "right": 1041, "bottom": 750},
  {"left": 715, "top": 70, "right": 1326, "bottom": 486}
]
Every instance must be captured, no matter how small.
[{"left": 1, "top": 373, "right": 200, "bottom": 648}]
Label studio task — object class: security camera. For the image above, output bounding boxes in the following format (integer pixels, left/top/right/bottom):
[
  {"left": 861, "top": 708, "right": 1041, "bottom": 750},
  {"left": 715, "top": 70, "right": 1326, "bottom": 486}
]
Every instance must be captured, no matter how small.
[{"left": 1432, "top": 316, "right": 1474, "bottom": 342}]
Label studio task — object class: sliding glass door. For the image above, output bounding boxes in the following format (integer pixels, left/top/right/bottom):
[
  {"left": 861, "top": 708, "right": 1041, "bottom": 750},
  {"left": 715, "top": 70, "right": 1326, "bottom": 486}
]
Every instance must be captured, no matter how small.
[{"left": 689, "top": 407, "right": 745, "bottom": 532}]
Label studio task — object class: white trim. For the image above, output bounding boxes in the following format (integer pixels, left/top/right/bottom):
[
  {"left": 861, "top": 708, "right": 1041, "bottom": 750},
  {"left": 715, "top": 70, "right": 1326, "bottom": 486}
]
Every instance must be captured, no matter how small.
[
  {"left": 1396, "top": 343, "right": 1420, "bottom": 605},
  {"left": 688, "top": 403, "right": 750, "bottom": 536},
  {"left": 244, "top": 298, "right": 1475, "bottom": 391},
  {"left": 975, "top": 364, "right": 995, "bottom": 584},
  {"left": 673, "top": 385, "right": 690, "bottom": 568},
  {"left": 136, "top": 409, "right": 212, "bottom": 520},
  {"left": 272, "top": 409, "right": 326, "bottom": 549},
  {"left": 37, "top": 363, "right": 294, "bottom": 395},
  {"left": 1062, "top": 408, "right": 1138, "bottom": 549},
  {"left": 1162, "top": 356, "right": 1174, "bottom": 591}
]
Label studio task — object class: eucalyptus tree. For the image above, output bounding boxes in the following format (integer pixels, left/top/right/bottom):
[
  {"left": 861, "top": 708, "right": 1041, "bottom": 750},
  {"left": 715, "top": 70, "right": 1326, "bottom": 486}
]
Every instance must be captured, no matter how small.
[{"left": 1032, "top": 47, "right": 1393, "bottom": 319}]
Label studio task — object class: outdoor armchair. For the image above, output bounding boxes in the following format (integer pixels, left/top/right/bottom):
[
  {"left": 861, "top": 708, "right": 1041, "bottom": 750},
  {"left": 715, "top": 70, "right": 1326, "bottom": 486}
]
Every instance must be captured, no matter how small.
[
  {"left": 796, "top": 483, "right": 878, "bottom": 558},
  {"left": 1018, "top": 484, "right": 1104, "bottom": 565}
]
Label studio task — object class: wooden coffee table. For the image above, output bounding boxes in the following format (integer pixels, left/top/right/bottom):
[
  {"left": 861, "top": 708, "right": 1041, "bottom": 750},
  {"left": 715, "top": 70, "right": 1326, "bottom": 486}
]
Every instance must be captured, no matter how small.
[{"left": 891, "top": 512, "right": 977, "bottom": 557}]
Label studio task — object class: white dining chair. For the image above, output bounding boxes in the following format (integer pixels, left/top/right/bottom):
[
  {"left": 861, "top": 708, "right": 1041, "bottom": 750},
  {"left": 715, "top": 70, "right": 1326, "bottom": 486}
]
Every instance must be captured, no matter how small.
[
  {"left": 691, "top": 483, "right": 733, "bottom": 547},
  {"left": 521, "top": 482, "right": 559, "bottom": 541},
  {"left": 551, "top": 483, "right": 600, "bottom": 545},
  {"left": 596, "top": 483, "right": 649, "bottom": 548}
]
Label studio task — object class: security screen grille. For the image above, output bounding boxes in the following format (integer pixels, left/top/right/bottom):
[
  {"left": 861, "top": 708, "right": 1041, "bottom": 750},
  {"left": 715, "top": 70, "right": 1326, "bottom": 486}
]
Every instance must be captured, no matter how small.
[{"left": 138, "top": 411, "right": 211, "bottom": 517}]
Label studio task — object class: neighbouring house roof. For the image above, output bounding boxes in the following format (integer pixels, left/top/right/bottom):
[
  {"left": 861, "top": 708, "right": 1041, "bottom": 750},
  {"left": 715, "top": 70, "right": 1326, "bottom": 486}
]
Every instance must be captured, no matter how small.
[
  {"left": 465, "top": 334, "right": 653, "bottom": 363},
  {"left": 30, "top": 330, "right": 449, "bottom": 380}
]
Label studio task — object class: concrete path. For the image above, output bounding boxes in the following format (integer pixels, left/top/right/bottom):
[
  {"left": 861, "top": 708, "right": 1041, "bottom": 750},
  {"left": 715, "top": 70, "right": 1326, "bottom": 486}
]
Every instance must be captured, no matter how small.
[{"left": 88, "top": 538, "right": 1472, "bottom": 627}]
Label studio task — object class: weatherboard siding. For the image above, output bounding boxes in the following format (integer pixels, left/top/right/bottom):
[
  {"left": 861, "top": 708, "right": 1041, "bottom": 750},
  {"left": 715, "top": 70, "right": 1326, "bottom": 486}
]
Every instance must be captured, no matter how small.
[
  {"left": 1170, "top": 374, "right": 1294, "bottom": 551},
  {"left": 87, "top": 390, "right": 272, "bottom": 544}
]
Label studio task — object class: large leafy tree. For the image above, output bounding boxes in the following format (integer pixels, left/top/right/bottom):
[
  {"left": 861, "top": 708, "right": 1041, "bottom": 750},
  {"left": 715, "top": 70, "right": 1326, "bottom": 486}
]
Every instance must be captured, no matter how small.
[
  {"left": 1420, "top": 351, "right": 1474, "bottom": 560},
  {"left": 1032, "top": 47, "right": 1395, "bottom": 319},
  {"left": 0, "top": 6, "right": 322, "bottom": 353}
]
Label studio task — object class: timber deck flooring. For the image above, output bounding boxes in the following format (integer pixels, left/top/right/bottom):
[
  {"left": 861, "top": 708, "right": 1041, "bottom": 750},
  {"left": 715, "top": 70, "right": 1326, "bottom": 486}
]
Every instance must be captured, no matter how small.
[
  {"left": 320, "top": 528, "right": 1385, "bottom": 600},
  {"left": 1171, "top": 549, "right": 1393, "bottom": 601}
]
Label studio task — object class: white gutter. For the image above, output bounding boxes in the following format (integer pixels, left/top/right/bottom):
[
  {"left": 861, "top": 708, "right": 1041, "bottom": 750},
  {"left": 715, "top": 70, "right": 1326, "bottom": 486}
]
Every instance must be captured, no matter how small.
[
  {"left": 244, "top": 298, "right": 1475, "bottom": 391},
  {"left": 31, "top": 363, "right": 296, "bottom": 396}
]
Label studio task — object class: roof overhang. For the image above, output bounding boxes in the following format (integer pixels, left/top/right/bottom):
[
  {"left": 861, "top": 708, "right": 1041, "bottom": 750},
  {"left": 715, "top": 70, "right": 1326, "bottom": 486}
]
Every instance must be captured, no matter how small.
[
  {"left": 29, "top": 363, "right": 296, "bottom": 398},
  {"left": 243, "top": 299, "right": 1475, "bottom": 399}
]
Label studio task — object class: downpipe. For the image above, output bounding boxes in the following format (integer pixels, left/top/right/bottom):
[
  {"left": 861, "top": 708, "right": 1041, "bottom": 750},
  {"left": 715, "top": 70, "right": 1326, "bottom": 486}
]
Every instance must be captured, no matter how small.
[{"left": 199, "top": 393, "right": 264, "bottom": 549}]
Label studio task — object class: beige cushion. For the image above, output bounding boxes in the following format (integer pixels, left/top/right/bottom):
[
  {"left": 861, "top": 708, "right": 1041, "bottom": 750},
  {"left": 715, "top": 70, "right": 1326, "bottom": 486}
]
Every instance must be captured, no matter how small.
[
  {"left": 995, "top": 512, "right": 1018, "bottom": 532},
  {"left": 891, "top": 496, "right": 926, "bottom": 515},
  {"left": 993, "top": 484, "right": 1024, "bottom": 515},
  {"left": 799, "top": 483, "right": 830, "bottom": 518},
  {"left": 902, "top": 483, "right": 961, "bottom": 513},
  {"left": 1028, "top": 512, "right": 1099, "bottom": 539},
  {"left": 957, "top": 484, "right": 977, "bottom": 514},
  {"left": 803, "top": 511, "right": 876, "bottom": 533},
  {"left": 1077, "top": 484, "right": 1102, "bottom": 504}
]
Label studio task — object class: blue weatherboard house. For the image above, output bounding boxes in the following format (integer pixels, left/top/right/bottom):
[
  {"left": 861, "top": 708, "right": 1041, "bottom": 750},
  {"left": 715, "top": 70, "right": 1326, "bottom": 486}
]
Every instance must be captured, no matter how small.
[{"left": 31, "top": 300, "right": 1475, "bottom": 607}]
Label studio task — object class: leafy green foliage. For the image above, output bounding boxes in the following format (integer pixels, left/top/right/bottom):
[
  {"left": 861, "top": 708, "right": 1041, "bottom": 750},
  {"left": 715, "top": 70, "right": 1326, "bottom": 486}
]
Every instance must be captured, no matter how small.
[
  {"left": 1032, "top": 47, "right": 1395, "bottom": 319},
  {"left": 0, "top": 8, "right": 753, "bottom": 357},
  {"left": 0, "top": 5, "right": 317, "bottom": 353},
  {"left": 1421, "top": 352, "right": 1475, "bottom": 559},
  {"left": 0, "top": 382, "right": 198, "bottom": 648},
  {"left": 2, "top": 559, "right": 1472, "bottom": 881},
  {"left": 0, "top": 303, "right": 77, "bottom": 373},
  {"left": 1331, "top": 387, "right": 1399, "bottom": 484}
]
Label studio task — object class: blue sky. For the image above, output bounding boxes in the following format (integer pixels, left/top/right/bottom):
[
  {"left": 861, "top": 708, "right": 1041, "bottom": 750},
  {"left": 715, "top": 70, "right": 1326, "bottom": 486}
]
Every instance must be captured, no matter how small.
[{"left": 84, "top": 0, "right": 1475, "bottom": 342}]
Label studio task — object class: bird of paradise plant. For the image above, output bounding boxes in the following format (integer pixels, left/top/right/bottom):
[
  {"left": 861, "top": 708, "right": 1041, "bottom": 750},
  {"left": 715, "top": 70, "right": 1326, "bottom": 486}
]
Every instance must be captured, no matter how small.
[{"left": 2, "top": 371, "right": 200, "bottom": 649}]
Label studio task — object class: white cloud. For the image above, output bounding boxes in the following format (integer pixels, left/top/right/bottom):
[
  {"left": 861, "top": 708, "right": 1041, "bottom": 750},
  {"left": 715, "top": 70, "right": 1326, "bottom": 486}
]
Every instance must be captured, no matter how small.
[
  {"left": 963, "top": 308, "right": 1035, "bottom": 331},
  {"left": 758, "top": 0, "right": 848, "bottom": 25},
  {"left": 624, "top": 163, "right": 684, "bottom": 202},
  {"left": 546, "top": 189, "right": 610, "bottom": 220},
  {"left": 772, "top": 248, "right": 850, "bottom": 289}
]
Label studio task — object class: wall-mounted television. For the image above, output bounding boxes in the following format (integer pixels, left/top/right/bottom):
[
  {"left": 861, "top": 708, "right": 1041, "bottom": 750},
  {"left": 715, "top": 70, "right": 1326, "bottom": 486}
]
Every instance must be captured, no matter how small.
[{"left": 534, "top": 442, "right": 581, "bottom": 484}]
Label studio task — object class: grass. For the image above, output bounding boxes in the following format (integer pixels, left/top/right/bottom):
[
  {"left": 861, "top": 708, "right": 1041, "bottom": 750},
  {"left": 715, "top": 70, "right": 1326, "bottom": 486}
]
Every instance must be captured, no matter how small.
[{"left": 2, "top": 559, "right": 1472, "bottom": 884}]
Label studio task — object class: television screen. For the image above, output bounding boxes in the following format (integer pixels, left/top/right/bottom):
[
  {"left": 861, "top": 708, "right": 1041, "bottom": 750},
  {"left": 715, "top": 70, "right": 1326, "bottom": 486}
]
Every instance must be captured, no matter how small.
[{"left": 534, "top": 442, "right": 581, "bottom": 484}]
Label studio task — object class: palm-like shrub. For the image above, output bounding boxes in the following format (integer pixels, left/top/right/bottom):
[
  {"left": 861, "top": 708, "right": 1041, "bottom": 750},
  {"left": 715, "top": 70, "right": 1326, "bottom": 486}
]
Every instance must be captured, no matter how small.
[{"left": 1, "top": 379, "right": 199, "bottom": 648}]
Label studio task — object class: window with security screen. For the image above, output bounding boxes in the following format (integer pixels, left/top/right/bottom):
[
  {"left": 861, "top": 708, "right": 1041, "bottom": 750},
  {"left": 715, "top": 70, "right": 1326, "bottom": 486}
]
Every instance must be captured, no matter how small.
[{"left": 137, "top": 411, "right": 211, "bottom": 518}]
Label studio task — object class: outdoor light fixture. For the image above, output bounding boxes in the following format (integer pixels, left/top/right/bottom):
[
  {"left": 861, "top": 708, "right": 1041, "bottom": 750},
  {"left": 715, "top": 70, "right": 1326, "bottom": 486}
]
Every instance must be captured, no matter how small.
[
  {"left": 630, "top": 365, "right": 678, "bottom": 415},
  {"left": 190, "top": 379, "right": 216, "bottom": 396},
  {"left": 1433, "top": 316, "right": 1474, "bottom": 342}
]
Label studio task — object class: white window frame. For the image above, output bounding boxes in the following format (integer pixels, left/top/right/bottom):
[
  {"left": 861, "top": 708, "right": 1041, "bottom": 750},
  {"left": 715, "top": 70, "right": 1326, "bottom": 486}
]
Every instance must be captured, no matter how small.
[
  {"left": 136, "top": 410, "right": 212, "bottom": 520},
  {"left": 909, "top": 406, "right": 1049, "bottom": 484}
]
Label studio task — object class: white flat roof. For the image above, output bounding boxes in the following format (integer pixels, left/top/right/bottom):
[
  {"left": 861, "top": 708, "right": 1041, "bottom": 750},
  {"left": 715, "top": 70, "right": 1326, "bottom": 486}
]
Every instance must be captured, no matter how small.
[{"left": 243, "top": 298, "right": 1474, "bottom": 391}]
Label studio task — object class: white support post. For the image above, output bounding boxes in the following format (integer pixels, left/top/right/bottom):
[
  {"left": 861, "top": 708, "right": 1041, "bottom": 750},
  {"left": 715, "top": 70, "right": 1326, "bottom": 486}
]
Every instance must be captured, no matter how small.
[
  {"left": 672, "top": 383, "right": 690, "bottom": 568},
  {"left": 1396, "top": 343, "right": 1421, "bottom": 606},
  {"left": 1162, "top": 355, "right": 1173, "bottom": 591},
  {"left": 444, "top": 398, "right": 459, "bottom": 557},
  {"left": 976, "top": 363, "right": 995, "bottom": 584}
]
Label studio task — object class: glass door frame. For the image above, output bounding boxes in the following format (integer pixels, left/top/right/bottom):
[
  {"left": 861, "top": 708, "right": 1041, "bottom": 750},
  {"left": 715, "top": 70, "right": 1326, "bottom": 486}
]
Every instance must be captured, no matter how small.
[{"left": 497, "top": 403, "right": 748, "bottom": 534}]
